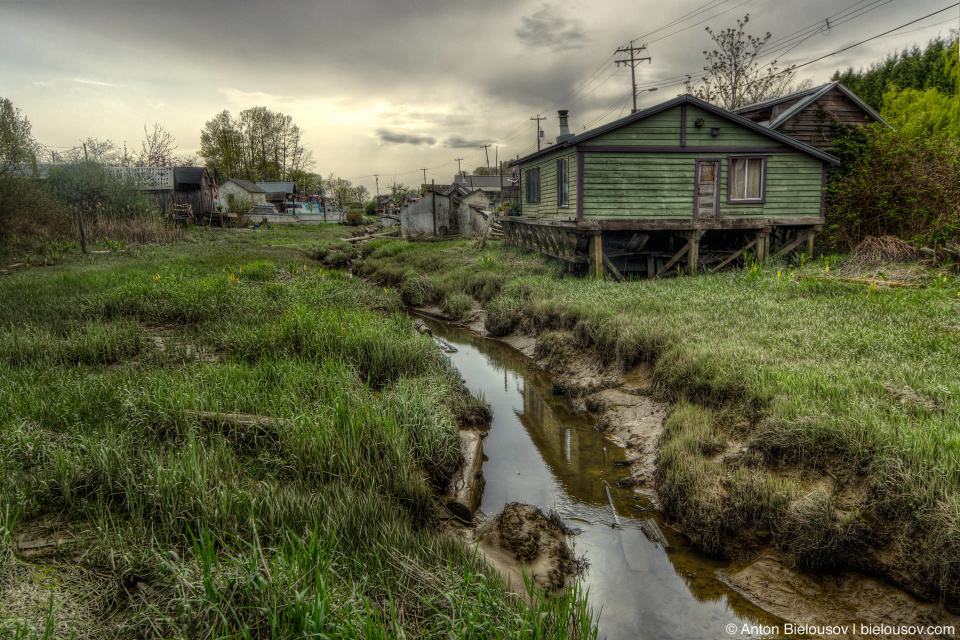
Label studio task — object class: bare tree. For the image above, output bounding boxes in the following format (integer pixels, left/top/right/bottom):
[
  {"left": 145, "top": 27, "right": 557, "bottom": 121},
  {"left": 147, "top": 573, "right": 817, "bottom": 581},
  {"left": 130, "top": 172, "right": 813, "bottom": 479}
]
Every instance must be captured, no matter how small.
[
  {"left": 61, "top": 137, "right": 120, "bottom": 165},
  {"left": 684, "top": 15, "right": 800, "bottom": 110},
  {"left": 138, "top": 123, "right": 180, "bottom": 166}
]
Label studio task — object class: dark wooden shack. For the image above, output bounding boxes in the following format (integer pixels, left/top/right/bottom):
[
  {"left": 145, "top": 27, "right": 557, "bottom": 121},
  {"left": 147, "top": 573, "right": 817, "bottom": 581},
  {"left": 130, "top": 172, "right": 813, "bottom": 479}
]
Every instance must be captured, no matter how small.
[
  {"left": 148, "top": 167, "right": 214, "bottom": 220},
  {"left": 734, "top": 82, "right": 884, "bottom": 152}
]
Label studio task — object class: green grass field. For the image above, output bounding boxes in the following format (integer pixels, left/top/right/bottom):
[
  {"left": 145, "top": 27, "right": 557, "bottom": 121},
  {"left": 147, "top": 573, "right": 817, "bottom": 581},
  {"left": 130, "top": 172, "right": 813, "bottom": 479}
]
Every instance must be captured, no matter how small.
[
  {"left": 0, "top": 226, "right": 597, "bottom": 639},
  {"left": 357, "top": 237, "right": 960, "bottom": 606}
]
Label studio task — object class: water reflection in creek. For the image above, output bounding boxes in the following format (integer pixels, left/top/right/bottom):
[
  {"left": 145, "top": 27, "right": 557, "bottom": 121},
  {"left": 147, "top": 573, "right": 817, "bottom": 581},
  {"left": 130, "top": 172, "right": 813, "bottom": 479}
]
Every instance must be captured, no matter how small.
[{"left": 423, "top": 318, "right": 807, "bottom": 640}]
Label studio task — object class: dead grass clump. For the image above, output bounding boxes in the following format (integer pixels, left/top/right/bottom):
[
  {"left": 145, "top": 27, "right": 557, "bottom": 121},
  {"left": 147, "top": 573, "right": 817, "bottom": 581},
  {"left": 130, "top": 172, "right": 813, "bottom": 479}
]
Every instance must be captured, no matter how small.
[
  {"left": 852, "top": 235, "right": 920, "bottom": 265},
  {"left": 83, "top": 217, "right": 182, "bottom": 245}
]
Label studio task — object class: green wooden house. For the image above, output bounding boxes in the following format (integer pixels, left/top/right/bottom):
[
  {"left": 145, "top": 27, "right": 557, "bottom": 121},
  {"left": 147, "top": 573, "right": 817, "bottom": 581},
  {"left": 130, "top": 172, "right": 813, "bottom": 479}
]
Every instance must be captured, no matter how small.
[{"left": 505, "top": 95, "right": 839, "bottom": 278}]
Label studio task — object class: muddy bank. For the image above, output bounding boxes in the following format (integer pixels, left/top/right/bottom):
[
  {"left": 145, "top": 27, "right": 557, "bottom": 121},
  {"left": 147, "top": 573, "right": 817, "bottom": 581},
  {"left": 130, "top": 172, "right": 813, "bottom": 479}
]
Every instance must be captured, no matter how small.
[
  {"left": 419, "top": 304, "right": 960, "bottom": 638},
  {"left": 470, "top": 503, "right": 581, "bottom": 592}
]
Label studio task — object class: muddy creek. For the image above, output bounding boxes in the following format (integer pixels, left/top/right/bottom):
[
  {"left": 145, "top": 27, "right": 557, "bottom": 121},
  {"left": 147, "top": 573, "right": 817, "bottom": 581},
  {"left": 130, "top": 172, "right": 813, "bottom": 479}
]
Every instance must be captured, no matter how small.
[{"left": 424, "top": 318, "right": 805, "bottom": 640}]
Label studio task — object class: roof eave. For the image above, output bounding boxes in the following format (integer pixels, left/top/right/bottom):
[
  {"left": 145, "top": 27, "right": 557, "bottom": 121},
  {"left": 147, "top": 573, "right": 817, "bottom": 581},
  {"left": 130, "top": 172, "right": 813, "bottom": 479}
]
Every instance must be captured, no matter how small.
[{"left": 513, "top": 95, "right": 839, "bottom": 166}]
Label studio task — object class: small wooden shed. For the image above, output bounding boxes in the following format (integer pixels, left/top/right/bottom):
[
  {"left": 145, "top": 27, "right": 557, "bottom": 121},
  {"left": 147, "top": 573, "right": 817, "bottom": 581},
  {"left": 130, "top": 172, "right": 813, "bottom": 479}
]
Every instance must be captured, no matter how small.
[
  {"left": 506, "top": 95, "right": 839, "bottom": 278},
  {"left": 145, "top": 167, "right": 213, "bottom": 220},
  {"left": 734, "top": 82, "right": 884, "bottom": 152}
]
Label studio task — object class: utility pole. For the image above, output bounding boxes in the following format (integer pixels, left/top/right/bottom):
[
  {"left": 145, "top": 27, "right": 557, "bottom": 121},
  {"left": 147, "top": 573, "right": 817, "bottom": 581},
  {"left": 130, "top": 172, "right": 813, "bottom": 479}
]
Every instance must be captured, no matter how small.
[
  {"left": 455, "top": 157, "right": 464, "bottom": 177},
  {"left": 480, "top": 143, "right": 491, "bottom": 170},
  {"left": 374, "top": 174, "right": 380, "bottom": 203},
  {"left": 530, "top": 116, "right": 546, "bottom": 151},
  {"left": 615, "top": 40, "right": 651, "bottom": 114},
  {"left": 421, "top": 168, "right": 428, "bottom": 185}
]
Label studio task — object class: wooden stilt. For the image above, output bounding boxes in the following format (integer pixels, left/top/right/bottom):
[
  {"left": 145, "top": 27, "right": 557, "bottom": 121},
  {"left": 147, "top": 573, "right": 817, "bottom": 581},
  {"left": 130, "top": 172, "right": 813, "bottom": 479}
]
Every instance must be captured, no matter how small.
[
  {"left": 806, "top": 229, "right": 815, "bottom": 257},
  {"left": 590, "top": 234, "right": 604, "bottom": 280},
  {"left": 688, "top": 231, "right": 702, "bottom": 275},
  {"left": 646, "top": 254, "right": 655, "bottom": 279},
  {"left": 756, "top": 231, "right": 770, "bottom": 262}
]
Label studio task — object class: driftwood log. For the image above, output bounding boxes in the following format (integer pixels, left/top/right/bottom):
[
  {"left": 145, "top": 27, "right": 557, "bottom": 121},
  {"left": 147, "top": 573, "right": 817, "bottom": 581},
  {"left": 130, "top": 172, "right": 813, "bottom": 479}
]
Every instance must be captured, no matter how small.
[
  {"left": 442, "top": 429, "right": 485, "bottom": 521},
  {"left": 345, "top": 229, "right": 400, "bottom": 243}
]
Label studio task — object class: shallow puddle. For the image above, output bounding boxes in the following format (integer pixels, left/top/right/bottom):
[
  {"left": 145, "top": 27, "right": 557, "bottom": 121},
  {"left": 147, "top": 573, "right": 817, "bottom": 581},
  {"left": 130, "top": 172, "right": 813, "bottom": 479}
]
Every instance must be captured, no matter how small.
[{"left": 424, "top": 318, "right": 809, "bottom": 640}]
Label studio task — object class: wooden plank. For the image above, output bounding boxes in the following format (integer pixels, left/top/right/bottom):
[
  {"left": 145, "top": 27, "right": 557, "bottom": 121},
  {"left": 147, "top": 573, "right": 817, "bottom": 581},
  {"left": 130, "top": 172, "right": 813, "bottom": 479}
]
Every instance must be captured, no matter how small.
[
  {"left": 624, "top": 233, "right": 650, "bottom": 252},
  {"left": 711, "top": 238, "right": 757, "bottom": 272},
  {"left": 769, "top": 231, "right": 810, "bottom": 262},
  {"left": 602, "top": 251, "right": 627, "bottom": 282},
  {"left": 656, "top": 240, "right": 691, "bottom": 277}
]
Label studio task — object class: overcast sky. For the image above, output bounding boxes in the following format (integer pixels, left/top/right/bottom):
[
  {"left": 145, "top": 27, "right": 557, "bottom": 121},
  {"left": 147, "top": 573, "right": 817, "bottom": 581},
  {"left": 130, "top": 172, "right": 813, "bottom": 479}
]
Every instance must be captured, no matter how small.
[{"left": 1, "top": 0, "right": 956, "bottom": 193}]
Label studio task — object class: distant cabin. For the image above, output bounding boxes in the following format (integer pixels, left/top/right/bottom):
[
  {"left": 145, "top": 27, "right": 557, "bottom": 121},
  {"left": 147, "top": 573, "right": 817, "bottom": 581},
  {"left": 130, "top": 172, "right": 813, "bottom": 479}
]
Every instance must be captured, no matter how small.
[
  {"left": 734, "top": 82, "right": 884, "bottom": 152},
  {"left": 506, "top": 95, "right": 839, "bottom": 278},
  {"left": 219, "top": 179, "right": 267, "bottom": 207},
  {"left": 105, "top": 166, "right": 214, "bottom": 220}
]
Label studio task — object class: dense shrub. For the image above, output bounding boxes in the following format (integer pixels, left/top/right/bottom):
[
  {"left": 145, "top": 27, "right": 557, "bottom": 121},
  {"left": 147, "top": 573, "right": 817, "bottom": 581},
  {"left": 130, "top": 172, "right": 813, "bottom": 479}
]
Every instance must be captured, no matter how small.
[
  {"left": 44, "top": 162, "right": 159, "bottom": 222},
  {"left": 824, "top": 124, "right": 960, "bottom": 249}
]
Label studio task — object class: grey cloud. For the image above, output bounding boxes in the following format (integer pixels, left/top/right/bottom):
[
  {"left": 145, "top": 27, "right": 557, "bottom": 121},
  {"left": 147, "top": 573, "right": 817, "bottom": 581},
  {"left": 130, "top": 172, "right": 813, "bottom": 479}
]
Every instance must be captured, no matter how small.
[
  {"left": 376, "top": 129, "right": 436, "bottom": 146},
  {"left": 516, "top": 4, "right": 590, "bottom": 52},
  {"left": 443, "top": 135, "right": 489, "bottom": 149}
]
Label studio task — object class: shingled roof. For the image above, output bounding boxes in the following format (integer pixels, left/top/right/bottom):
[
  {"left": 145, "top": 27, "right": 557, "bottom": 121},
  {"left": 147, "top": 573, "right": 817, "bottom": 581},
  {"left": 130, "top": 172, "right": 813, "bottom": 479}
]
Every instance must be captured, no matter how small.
[{"left": 223, "top": 178, "right": 265, "bottom": 193}]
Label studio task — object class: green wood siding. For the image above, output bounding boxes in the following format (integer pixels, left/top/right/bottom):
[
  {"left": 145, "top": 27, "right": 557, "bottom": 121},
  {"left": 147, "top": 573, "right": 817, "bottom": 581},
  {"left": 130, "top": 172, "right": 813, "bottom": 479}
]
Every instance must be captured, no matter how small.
[
  {"left": 682, "top": 104, "right": 777, "bottom": 147},
  {"left": 519, "top": 149, "right": 577, "bottom": 217},
  {"left": 581, "top": 151, "right": 822, "bottom": 219},
  {"left": 579, "top": 110, "right": 681, "bottom": 146}
]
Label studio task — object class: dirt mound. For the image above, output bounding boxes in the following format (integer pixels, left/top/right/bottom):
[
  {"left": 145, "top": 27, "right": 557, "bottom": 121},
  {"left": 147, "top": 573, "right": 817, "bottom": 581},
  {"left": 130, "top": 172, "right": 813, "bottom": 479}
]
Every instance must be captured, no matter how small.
[
  {"left": 852, "top": 236, "right": 920, "bottom": 264},
  {"left": 476, "top": 503, "right": 580, "bottom": 590}
]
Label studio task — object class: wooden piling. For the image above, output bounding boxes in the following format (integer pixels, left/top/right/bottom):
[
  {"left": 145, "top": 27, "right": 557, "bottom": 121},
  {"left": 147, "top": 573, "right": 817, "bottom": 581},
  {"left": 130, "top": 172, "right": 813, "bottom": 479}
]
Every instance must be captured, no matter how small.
[
  {"left": 688, "top": 231, "right": 701, "bottom": 275},
  {"left": 590, "top": 234, "right": 604, "bottom": 280}
]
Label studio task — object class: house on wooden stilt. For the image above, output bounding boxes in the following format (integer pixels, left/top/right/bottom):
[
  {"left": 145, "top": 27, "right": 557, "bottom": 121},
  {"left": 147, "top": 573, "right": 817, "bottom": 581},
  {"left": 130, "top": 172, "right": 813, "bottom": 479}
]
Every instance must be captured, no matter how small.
[{"left": 504, "top": 96, "right": 840, "bottom": 280}]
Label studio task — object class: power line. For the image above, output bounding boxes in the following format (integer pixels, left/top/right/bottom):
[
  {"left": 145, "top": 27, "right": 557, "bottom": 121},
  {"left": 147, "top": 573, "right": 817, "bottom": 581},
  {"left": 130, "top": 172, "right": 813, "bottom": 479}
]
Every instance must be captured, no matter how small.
[
  {"left": 787, "top": 3, "right": 960, "bottom": 73},
  {"left": 615, "top": 41, "right": 652, "bottom": 113}
]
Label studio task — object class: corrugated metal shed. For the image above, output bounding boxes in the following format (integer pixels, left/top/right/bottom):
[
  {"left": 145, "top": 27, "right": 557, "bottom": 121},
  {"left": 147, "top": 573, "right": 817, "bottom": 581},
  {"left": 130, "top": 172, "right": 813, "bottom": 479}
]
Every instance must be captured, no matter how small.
[{"left": 256, "top": 181, "right": 297, "bottom": 195}]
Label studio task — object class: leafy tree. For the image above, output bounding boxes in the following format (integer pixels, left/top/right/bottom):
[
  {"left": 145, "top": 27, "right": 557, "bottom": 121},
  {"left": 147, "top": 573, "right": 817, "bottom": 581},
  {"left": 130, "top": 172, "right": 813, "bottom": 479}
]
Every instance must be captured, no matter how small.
[
  {"left": 684, "top": 14, "right": 800, "bottom": 109},
  {"left": 323, "top": 173, "right": 356, "bottom": 209},
  {"left": 832, "top": 35, "right": 958, "bottom": 110},
  {"left": 200, "top": 110, "right": 245, "bottom": 178},
  {"left": 0, "top": 97, "right": 37, "bottom": 178},
  {"left": 200, "top": 106, "right": 313, "bottom": 181},
  {"left": 354, "top": 184, "right": 369, "bottom": 205},
  {"left": 0, "top": 97, "right": 40, "bottom": 225},
  {"left": 472, "top": 161, "right": 512, "bottom": 176},
  {"left": 389, "top": 182, "right": 417, "bottom": 208}
]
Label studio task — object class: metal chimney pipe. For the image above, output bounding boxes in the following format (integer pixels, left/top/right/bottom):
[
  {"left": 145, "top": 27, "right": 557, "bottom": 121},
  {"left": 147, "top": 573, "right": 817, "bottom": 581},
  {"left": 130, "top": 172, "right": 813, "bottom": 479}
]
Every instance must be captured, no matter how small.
[{"left": 558, "top": 110, "right": 570, "bottom": 137}]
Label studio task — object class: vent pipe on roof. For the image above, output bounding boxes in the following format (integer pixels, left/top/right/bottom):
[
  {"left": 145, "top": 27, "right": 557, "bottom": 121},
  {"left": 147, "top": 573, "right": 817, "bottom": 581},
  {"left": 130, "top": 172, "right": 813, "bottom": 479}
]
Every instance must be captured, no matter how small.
[{"left": 556, "top": 110, "right": 574, "bottom": 143}]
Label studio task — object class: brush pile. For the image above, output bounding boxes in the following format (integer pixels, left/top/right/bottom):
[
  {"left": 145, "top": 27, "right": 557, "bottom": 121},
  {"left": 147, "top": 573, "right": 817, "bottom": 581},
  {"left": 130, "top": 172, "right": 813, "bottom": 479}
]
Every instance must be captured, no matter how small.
[{"left": 851, "top": 236, "right": 920, "bottom": 264}]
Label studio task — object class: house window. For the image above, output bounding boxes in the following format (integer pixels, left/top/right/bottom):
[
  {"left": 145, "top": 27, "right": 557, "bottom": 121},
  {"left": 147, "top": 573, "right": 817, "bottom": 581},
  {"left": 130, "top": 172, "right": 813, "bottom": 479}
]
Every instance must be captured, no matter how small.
[
  {"left": 728, "top": 157, "right": 766, "bottom": 202},
  {"left": 557, "top": 158, "right": 569, "bottom": 207},
  {"left": 525, "top": 167, "right": 540, "bottom": 204}
]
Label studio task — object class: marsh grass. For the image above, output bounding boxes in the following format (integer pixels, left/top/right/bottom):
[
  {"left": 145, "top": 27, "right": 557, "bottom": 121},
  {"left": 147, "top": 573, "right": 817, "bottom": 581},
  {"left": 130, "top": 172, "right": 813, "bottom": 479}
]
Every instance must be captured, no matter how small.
[
  {"left": 359, "top": 237, "right": 960, "bottom": 605},
  {"left": 0, "top": 227, "right": 597, "bottom": 639}
]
